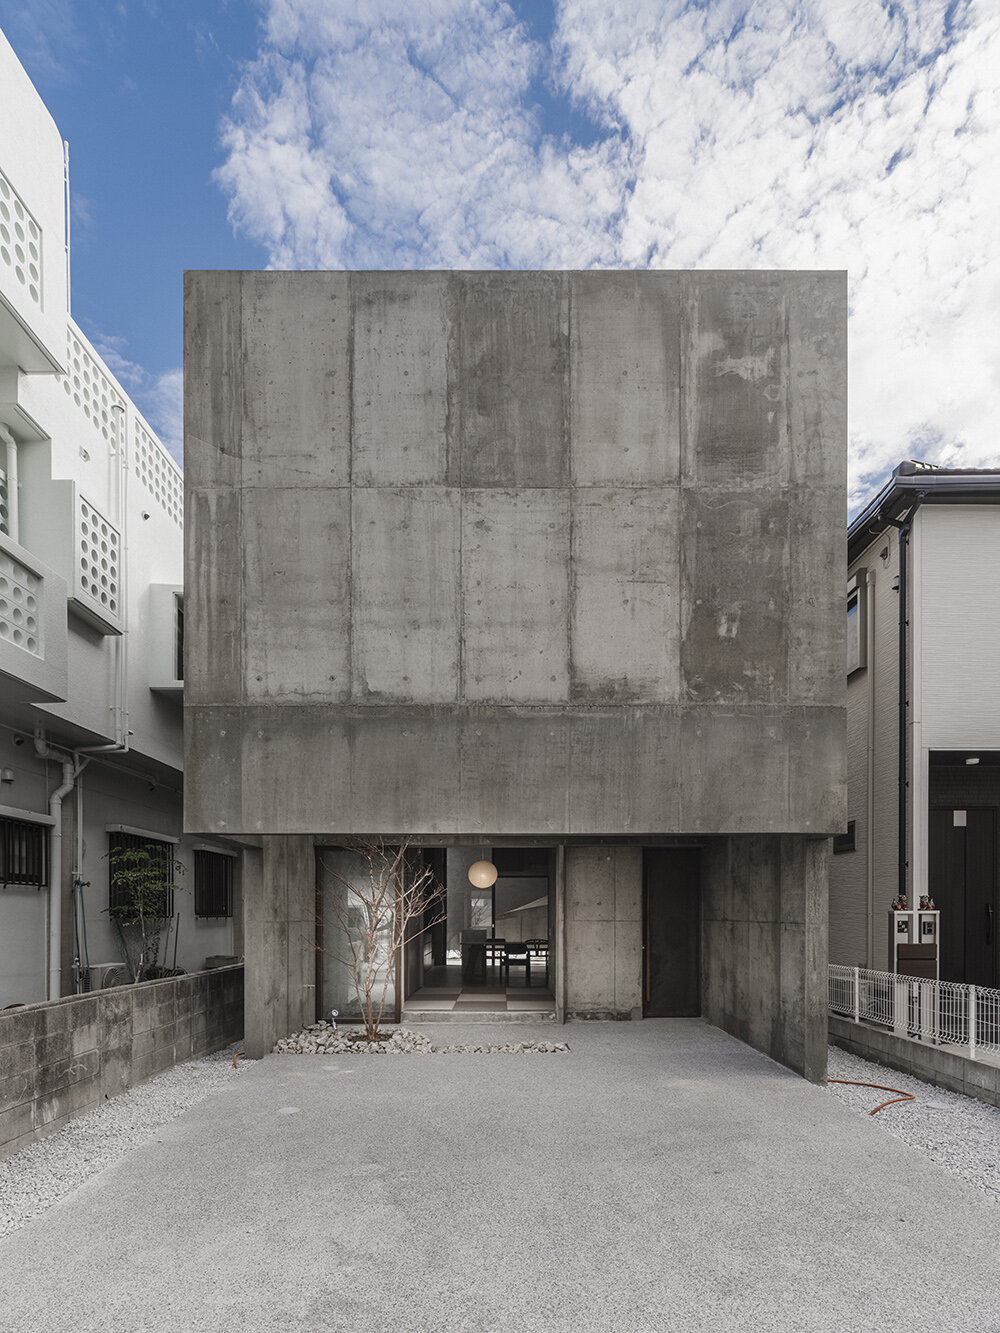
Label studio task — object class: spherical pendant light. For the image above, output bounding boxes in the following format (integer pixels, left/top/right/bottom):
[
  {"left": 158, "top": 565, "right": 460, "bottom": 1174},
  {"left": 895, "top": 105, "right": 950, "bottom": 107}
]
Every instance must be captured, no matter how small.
[{"left": 468, "top": 859, "right": 498, "bottom": 888}]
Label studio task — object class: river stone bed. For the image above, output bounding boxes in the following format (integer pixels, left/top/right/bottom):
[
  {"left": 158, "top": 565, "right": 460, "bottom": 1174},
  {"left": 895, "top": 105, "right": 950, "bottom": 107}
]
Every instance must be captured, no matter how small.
[{"left": 272, "top": 1021, "right": 569, "bottom": 1055}]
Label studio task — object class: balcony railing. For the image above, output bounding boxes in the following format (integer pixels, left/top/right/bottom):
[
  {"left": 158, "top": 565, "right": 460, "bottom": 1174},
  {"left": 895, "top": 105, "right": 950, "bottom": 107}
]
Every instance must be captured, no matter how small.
[
  {"left": 830, "top": 964, "right": 1000, "bottom": 1061},
  {"left": 0, "top": 170, "right": 42, "bottom": 310},
  {"left": 0, "top": 530, "right": 67, "bottom": 702}
]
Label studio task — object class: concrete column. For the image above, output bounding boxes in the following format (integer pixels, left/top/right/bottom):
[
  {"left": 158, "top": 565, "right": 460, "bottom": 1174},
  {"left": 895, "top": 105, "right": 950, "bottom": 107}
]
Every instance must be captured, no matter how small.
[
  {"left": 244, "top": 835, "right": 315, "bottom": 1058},
  {"left": 701, "top": 834, "right": 829, "bottom": 1083},
  {"left": 564, "top": 845, "right": 642, "bottom": 1020}
]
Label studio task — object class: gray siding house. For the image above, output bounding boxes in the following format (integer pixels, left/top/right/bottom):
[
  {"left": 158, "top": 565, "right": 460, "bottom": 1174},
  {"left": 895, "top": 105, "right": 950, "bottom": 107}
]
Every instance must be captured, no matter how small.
[
  {"left": 183, "top": 270, "right": 846, "bottom": 1077},
  {"left": 831, "top": 463, "right": 1000, "bottom": 985}
]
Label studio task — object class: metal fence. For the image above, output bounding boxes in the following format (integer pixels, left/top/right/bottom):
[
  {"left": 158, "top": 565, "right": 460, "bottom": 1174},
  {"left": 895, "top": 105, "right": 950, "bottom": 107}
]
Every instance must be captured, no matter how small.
[{"left": 829, "top": 964, "right": 1000, "bottom": 1061}]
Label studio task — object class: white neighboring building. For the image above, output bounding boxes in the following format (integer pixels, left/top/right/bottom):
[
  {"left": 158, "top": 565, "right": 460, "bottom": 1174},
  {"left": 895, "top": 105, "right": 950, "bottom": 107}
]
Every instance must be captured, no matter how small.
[
  {"left": 0, "top": 30, "right": 239, "bottom": 1005},
  {"left": 830, "top": 461, "right": 1000, "bottom": 988}
]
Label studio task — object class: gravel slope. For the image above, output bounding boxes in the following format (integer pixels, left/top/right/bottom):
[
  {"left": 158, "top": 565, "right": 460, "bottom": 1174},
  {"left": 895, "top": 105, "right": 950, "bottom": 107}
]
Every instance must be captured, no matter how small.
[
  {"left": 826, "top": 1046, "right": 1000, "bottom": 1204},
  {"left": 0, "top": 1042, "right": 256, "bottom": 1238}
]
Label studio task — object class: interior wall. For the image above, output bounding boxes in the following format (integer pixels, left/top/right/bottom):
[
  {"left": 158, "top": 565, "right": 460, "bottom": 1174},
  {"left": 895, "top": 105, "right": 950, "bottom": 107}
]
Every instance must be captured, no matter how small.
[
  {"left": 494, "top": 875, "right": 548, "bottom": 942},
  {"left": 701, "top": 834, "right": 829, "bottom": 1083}
]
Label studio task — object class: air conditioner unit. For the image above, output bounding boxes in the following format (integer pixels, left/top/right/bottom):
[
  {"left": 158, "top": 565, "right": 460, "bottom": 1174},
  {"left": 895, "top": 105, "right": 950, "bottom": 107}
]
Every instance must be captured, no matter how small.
[{"left": 86, "top": 962, "right": 131, "bottom": 991}]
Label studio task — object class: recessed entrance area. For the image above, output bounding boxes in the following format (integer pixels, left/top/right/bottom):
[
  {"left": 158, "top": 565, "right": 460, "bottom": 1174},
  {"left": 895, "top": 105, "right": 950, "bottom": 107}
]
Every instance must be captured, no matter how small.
[{"left": 404, "top": 847, "right": 555, "bottom": 1016}]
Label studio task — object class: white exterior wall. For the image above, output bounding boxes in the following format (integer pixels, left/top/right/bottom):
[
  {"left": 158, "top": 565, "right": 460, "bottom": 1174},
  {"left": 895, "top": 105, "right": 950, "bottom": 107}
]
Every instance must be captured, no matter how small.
[
  {"left": 829, "top": 531, "right": 900, "bottom": 969},
  {"left": 0, "top": 34, "right": 231, "bottom": 1005},
  {"left": 0, "top": 30, "right": 66, "bottom": 370},
  {"left": 911, "top": 505, "right": 1000, "bottom": 901},
  {"left": 832, "top": 501, "right": 1000, "bottom": 973}
]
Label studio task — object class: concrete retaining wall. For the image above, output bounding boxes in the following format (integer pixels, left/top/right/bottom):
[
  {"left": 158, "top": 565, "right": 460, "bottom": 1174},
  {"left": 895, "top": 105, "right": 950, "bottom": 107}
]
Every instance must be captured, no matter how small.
[
  {"left": 0, "top": 965, "right": 243, "bottom": 1158},
  {"left": 703, "top": 835, "right": 829, "bottom": 1082},
  {"left": 829, "top": 1012, "right": 1000, "bottom": 1109}
]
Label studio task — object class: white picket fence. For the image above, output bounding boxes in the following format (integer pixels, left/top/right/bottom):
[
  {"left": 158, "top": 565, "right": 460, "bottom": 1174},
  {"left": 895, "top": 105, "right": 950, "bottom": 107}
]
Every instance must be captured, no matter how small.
[{"left": 829, "top": 964, "right": 1000, "bottom": 1061}]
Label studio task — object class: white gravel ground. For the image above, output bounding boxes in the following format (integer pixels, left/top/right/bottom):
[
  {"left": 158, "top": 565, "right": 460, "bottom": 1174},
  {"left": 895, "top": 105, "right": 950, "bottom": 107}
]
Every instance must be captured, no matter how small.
[
  {"left": 0, "top": 1042, "right": 256, "bottom": 1239},
  {"left": 827, "top": 1045, "right": 1000, "bottom": 1205},
  {"left": 3, "top": 1041, "right": 998, "bottom": 1244},
  {"left": 273, "top": 1021, "right": 570, "bottom": 1054}
]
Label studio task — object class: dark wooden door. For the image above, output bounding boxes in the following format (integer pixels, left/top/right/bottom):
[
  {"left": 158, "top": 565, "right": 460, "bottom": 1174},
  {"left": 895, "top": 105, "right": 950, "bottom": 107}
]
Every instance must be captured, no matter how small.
[
  {"left": 929, "top": 807, "right": 997, "bottom": 987},
  {"left": 643, "top": 849, "right": 700, "bottom": 1017}
]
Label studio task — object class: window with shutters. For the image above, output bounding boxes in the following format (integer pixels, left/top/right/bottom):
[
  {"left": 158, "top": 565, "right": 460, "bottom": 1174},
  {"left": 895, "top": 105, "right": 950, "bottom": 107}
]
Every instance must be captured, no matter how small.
[
  {"left": 194, "top": 849, "right": 233, "bottom": 918},
  {"left": 0, "top": 816, "right": 48, "bottom": 887},
  {"left": 108, "top": 831, "right": 175, "bottom": 917}
]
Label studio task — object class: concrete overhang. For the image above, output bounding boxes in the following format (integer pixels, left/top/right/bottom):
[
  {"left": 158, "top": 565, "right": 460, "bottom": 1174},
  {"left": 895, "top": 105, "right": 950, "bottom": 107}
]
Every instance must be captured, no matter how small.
[
  {"left": 849, "top": 460, "right": 1000, "bottom": 565},
  {"left": 0, "top": 365, "right": 48, "bottom": 441},
  {"left": 0, "top": 292, "right": 63, "bottom": 376}
]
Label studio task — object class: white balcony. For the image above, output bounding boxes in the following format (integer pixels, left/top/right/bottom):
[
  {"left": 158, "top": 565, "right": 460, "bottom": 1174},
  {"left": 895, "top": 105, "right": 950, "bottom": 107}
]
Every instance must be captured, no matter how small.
[
  {"left": 0, "top": 529, "right": 67, "bottom": 703},
  {"left": 0, "top": 168, "right": 62, "bottom": 375},
  {"left": 22, "top": 479, "right": 123, "bottom": 635}
]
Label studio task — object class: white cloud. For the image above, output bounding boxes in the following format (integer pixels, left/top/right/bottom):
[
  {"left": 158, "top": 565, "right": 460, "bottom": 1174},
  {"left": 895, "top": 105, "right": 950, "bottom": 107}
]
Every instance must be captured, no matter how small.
[{"left": 215, "top": 0, "right": 1000, "bottom": 510}]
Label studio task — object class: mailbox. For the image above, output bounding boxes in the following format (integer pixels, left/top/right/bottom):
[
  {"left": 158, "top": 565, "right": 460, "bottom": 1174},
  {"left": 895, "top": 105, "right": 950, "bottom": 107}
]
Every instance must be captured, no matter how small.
[{"left": 888, "top": 910, "right": 939, "bottom": 980}]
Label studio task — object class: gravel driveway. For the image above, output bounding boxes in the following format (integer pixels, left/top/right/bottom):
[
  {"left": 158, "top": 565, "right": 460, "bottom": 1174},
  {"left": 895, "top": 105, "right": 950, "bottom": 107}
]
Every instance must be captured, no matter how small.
[{"left": 1, "top": 1021, "right": 998, "bottom": 1332}]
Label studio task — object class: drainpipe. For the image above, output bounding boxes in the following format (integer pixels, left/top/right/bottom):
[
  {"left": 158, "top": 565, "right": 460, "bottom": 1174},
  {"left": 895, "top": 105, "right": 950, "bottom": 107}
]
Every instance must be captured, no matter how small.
[
  {"left": 63, "top": 140, "right": 71, "bottom": 315},
  {"left": 35, "top": 732, "right": 90, "bottom": 1000},
  {"left": 0, "top": 424, "right": 18, "bottom": 541},
  {"left": 889, "top": 499, "right": 923, "bottom": 905}
]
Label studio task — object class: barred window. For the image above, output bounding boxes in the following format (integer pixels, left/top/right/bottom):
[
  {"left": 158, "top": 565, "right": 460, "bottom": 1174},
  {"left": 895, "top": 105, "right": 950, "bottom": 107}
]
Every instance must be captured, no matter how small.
[
  {"left": 108, "top": 831, "right": 174, "bottom": 917},
  {"left": 1, "top": 817, "right": 49, "bottom": 887},
  {"left": 194, "top": 850, "right": 233, "bottom": 918}
]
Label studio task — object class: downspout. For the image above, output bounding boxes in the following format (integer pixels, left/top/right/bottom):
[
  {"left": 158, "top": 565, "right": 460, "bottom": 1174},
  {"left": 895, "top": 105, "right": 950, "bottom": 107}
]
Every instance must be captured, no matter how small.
[
  {"left": 63, "top": 140, "right": 71, "bottom": 314},
  {"left": 0, "top": 424, "right": 18, "bottom": 541},
  {"left": 35, "top": 733, "right": 91, "bottom": 1001},
  {"left": 889, "top": 500, "right": 922, "bottom": 905}
]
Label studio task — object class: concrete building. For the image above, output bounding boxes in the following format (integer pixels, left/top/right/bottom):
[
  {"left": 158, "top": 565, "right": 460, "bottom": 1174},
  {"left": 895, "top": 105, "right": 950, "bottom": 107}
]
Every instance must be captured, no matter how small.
[
  {"left": 0, "top": 31, "right": 239, "bottom": 1006},
  {"left": 184, "top": 269, "right": 847, "bottom": 1077},
  {"left": 831, "top": 462, "right": 1000, "bottom": 986}
]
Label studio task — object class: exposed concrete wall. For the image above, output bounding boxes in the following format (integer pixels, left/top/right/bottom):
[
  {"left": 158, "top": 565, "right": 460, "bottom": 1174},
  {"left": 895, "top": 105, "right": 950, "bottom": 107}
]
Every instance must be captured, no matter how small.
[
  {"left": 184, "top": 269, "right": 847, "bottom": 840},
  {"left": 0, "top": 966, "right": 243, "bottom": 1158},
  {"left": 703, "top": 835, "right": 829, "bottom": 1081},
  {"left": 564, "top": 846, "right": 642, "bottom": 1019},
  {"left": 243, "top": 837, "right": 314, "bottom": 1058}
]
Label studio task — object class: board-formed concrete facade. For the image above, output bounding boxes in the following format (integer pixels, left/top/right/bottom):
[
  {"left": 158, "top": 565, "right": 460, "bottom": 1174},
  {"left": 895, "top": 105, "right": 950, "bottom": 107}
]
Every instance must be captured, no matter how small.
[{"left": 184, "top": 270, "right": 846, "bottom": 1075}]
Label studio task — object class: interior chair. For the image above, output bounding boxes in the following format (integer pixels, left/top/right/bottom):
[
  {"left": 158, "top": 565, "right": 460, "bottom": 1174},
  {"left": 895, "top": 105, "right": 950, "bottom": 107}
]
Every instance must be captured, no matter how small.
[
  {"left": 484, "top": 938, "right": 506, "bottom": 983},
  {"left": 525, "top": 939, "right": 550, "bottom": 987},
  {"left": 503, "top": 941, "right": 531, "bottom": 987}
]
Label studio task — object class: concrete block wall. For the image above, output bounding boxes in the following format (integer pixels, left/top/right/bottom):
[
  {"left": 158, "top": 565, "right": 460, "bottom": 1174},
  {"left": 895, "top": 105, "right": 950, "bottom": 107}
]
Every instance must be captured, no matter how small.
[
  {"left": 0, "top": 965, "right": 243, "bottom": 1158},
  {"left": 829, "top": 1013, "right": 1000, "bottom": 1110},
  {"left": 564, "top": 846, "right": 642, "bottom": 1019},
  {"left": 702, "top": 835, "right": 829, "bottom": 1082}
]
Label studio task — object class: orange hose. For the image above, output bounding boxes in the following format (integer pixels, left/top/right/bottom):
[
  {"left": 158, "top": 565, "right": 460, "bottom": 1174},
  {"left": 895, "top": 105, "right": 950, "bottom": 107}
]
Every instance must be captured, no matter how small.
[
  {"left": 233, "top": 1050, "right": 245, "bottom": 1069},
  {"left": 828, "top": 1078, "right": 915, "bottom": 1115}
]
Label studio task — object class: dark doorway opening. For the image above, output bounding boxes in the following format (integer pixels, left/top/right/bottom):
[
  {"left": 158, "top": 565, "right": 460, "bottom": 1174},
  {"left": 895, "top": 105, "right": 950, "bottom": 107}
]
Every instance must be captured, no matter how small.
[{"left": 643, "top": 848, "right": 701, "bottom": 1017}]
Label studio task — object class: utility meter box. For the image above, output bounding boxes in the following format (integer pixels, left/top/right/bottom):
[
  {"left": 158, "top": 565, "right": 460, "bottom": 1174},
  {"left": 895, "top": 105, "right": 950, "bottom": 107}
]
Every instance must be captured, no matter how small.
[{"left": 888, "top": 910, "right": 939, "bottom": 980}]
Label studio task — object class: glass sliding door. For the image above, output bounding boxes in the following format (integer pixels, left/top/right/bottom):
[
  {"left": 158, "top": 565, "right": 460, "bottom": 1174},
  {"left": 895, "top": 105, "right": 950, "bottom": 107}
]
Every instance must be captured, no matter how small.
[{"left": 316, "top": 847, "right": 399, "bottom": 1024}]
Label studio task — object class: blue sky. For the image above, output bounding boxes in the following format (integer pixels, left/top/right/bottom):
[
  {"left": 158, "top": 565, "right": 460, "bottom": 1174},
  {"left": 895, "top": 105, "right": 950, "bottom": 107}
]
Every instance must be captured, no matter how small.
[{"left": 1, "top": 1, "right": 997, "bottom": 510}]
